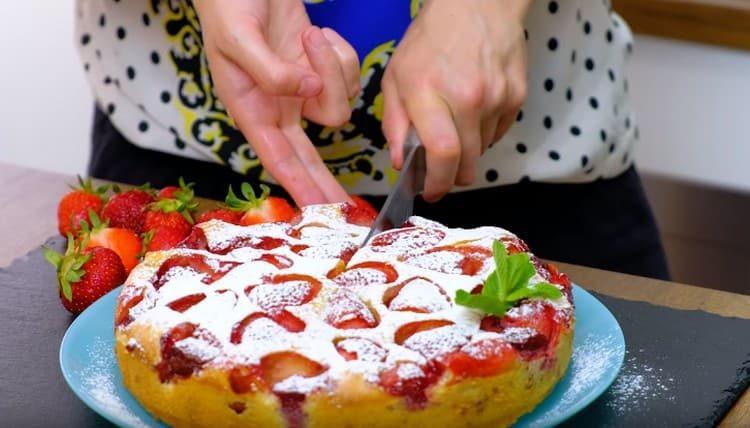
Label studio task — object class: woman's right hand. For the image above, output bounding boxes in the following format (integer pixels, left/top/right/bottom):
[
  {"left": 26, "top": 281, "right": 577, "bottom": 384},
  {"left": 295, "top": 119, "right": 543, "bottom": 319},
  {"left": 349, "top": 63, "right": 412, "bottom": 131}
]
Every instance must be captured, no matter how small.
[{"left": 194, "top": 0, "right": 360, "bottom": 206}]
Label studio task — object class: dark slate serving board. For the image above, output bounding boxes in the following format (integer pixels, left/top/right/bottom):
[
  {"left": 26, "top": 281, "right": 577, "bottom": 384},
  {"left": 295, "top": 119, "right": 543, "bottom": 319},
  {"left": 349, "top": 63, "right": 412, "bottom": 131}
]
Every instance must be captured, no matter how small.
[
  {"left": 1, "top": 237, "right": 749, "bottom": 427},
  {"left": 561, "top": 293, "right": 750, "bottom": 427}
]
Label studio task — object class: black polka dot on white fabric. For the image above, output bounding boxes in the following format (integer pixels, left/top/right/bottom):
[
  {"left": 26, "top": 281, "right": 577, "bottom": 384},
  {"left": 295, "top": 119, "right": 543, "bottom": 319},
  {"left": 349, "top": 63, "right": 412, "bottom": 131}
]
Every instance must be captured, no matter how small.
[
  {"left": 583, "top": 21, "right": 591, "bottom": 34},
  {"left": 622, "top": 152, "right": 629, "bottom": 164},
  {"left": 570, "top": 126, "right": 581, "bottom": 136},
  {"left": 83, "top": 63, "right": 90, "bottom": 72},
  {"left": 161, "top": 91, "right": 171, "bottom": 103},
  {"left": 608, "top": 68, "right": 616, "bottom": 82},
  {"left": 544, "top": 78, "right": 554, "bottom": 92},
  {"left": 549, "top": 150, "right": 560, "bottom": 161},
  {"left": 373, "top": 171, "right": 384, "bottom": 181},
  {"left": 516, "top": 110, "right": 524, "bottom": 122},
  {"left": 581, "top": 155, "right": 589, "bottom": 167},
  {"left": 116, "top": 27, "right": 126, "bottom": 40},
  {"left": 99, "top": 14, "right": 106, "bottom": 27},
  {"left": 516, "top": 142, "right": 527, "bottom": 153},
  {"left": 609, "top": 143, "right": 616, "bottom": 153},
  {"left": 548, "top": 1, "right": 559, "bottom": 14},
  {"left": 485, "top": 169, "right": 498, "bottom": 182},
  {"left": 589, "top": 97, "right": 599, "bottom": 109},
  {"left": 585, "top": 58, "right": 595, "bottom": 71},
  {"left": 600, "top": 129, "right": 607, "bottom": 142},
  {"left": 547, "top": 38, "right": 558, "bottom": 51},
  {"left": 107, "top": 103, "right": 115, "bottom": 115},
  {"left": 543, "top": 116, "right": 553, "bottom": 129},
  {"left": 150, "top": 51, "right": 160, "bottom": 64},
  {"left": 625, "top": 117, "right": 631, "bottom": 129},
  {"left": 606, "top": 29, "right": 613, "bottom": 43},
  {"left": 126, "top": 66, "right": 136, "bottom": 80},
  {"left": 142, "top": 13, "right": 150, "bottom": 26},
  {"left": 571, "top": 50, "right": 577, "bottom": 63},
  {"left": 138, "top": 121, "right": 149, "bottom": 132},
  {"left": 565, "top": 87, "right": 573, "bottom": 102},
  {"left": 103, "top": 76, "right": 112, "bottom": 85},
  {"left": 81, "top": 34, "right": 91, "bottom": 46}
]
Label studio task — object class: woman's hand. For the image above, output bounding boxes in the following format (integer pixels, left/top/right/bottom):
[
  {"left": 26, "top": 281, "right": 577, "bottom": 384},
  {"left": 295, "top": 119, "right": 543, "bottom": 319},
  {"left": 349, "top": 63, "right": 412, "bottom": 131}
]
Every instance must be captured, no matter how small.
[
  {"left": 382, "top": 0, "right": 531, "bottom": 201},
  {"left": 194, "top": 0, "right": 360, "bottom": 206}
]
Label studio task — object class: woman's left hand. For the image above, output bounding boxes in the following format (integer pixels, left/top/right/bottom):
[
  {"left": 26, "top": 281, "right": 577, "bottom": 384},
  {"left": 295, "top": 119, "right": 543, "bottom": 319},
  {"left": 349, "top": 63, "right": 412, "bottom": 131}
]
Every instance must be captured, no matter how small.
[{"left": 382, "top": 0, "right": 531, "bottom": 201}]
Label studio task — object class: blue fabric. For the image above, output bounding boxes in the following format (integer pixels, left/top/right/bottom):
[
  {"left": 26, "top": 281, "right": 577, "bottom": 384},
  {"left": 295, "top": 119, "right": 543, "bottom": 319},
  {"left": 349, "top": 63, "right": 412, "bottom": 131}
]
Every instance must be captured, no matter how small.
[{"left": 305, "top": 1, "right": 413, "bottom": 61}]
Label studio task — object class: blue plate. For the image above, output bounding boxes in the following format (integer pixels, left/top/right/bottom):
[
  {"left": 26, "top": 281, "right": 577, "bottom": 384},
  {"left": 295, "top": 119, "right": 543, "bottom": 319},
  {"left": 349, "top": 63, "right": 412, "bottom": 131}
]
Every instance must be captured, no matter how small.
[{"left": 60, "top": 285, "right": 625, "bottom": 427}]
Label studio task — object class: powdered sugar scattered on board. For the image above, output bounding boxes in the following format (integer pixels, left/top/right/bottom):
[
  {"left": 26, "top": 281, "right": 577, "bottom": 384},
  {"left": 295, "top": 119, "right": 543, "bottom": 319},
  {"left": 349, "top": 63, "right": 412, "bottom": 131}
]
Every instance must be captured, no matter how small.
[{"left": 605, "top": 349, "right": 676, "bottom": 414}]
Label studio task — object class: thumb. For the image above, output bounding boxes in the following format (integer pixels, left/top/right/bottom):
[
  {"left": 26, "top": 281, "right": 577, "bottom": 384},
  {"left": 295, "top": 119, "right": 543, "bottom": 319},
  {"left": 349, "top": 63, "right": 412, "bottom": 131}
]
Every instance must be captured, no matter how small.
[{"left": 221, "top": 24, "right": 322, "bottom": 97}]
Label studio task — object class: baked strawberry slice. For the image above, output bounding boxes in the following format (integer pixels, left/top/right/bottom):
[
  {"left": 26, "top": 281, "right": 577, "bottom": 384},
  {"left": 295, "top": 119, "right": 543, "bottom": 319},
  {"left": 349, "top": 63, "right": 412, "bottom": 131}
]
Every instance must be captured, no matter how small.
[
  {"left": 57, "top": 175, "right": 109, "bottom": 237},
  {"left": 166, "top": 293, "right": 207, "bottom": 313},
  {"left": 153, "top": 254, "right": 239, "bottom": 289},
  {"left": 230, "top": 310, "right": 306, "bottom": 344},
  {"left": 481, "top": 301, "right": 559, "bottom": 354},
  {"left": 341, "top": 196, "right": 378, "bottom": 226},
  {"left": 370, "top": 227, "right": 445, "bottom": 255},
  {"left": 394, "top": 320, "right": 454, "bottom": 345},
  {"left": 383, "top": 277, "right": 450, "bottom": 313},
  {"left": 403, "top": 245, "right": 492, "bottom": 276},
  {"left": 80, "top": 210, "right": 142, "bottom": 273},
  {"left": 546, "top": 262, "right": 573, "bottom": 299},
  {"left": 115, "top": 289, "right": 145, "bottom": 327},
  {"left": 443, "top": 339, "right": 518, "bottom": 379},
  {"left": 44, "top": 239, "right": 126, "bottom": 315},
  {"left": 324, "top": 290, "right": 379, "bottom": 329},
  {"left": 259, "top": 351, "right": 327, "bottom": 387},
  {"left": 225, "top": 183, "right": 295, "bottom": 226},
  {"left": 379, "top": 360, "right": 444, "bottom": 409},
  {"left": 333, "top": 261, "right": 398, "bottom": 288},
  {"left": 255, "top": 254, "right": 294, "bottom": 269},
  {"left": 335, "top": 338, "right": 387, "bottom": 362},
  {"left": 156, "top": 322, "right": 221, "bottom": 382},
  {"left": 247, "top": 274, "right": 322, "bottom": 311},
  {"left": 101, "top": 185, "right": 155, "bottom": 233},
  {"left": 229, "top": 364, "right": 264, "bottom": 394},
  {"left": 500, "top": 235, "right": 530, "bottom": 254}
]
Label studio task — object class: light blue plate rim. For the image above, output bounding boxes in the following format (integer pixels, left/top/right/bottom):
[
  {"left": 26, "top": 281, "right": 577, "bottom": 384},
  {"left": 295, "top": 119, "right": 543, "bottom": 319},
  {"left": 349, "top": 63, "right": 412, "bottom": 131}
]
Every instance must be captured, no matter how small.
[{"left": 60, "top": 284, "right": 625, "bottom": 428}]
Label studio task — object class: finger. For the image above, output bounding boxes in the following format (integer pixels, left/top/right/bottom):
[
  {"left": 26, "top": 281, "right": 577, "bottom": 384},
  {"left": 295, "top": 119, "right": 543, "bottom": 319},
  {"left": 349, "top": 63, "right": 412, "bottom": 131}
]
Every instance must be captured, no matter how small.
[
  {"left": 381, "top": 72, "right": 410, "bottom": 170},
  {"left": 284, "top": 125, "right": 350, "bottom": 203},
  {"left": 453, "top": 114, "right": 482, "bottom": 186},
  {"left": 493, "top": 113, "right": 516, "bottom": 142},
  {"left": 321, "top": 28, "right": 361, "bottom": 99},
  {"left": 209, "top": 54, "right": 329, "bottom": 205},
  {"left": 405, "top": 89, "right": 461, "bottom": 202},
  {"left": 302, "top": 26, "right": 352, "bottom": 127},
  {"left": 219, "top": 20, "right": 322, "bottom": 97},
  {"left": 481, "top": 111, "right": 502, "bottom": 152}
]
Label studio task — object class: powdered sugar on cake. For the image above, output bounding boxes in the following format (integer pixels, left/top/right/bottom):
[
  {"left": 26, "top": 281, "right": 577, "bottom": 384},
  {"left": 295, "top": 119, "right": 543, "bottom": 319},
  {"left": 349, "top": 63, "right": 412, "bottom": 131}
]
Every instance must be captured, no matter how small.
[{"left": 117, "top": 203, "right": 574, "bottom": 394}]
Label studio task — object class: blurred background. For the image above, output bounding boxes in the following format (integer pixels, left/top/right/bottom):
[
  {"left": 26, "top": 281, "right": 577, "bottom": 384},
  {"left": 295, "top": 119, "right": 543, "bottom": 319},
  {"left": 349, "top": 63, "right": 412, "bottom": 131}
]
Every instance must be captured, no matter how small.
[{"left": 1, "top": 0, "right": 748, "bottom": 293}]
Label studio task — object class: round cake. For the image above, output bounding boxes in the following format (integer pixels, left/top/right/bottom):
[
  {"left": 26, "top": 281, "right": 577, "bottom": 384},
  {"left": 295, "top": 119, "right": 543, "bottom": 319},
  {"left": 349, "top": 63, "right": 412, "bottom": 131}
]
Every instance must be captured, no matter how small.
[{"left": 115, "top": 203, "right": 574, "bottom": 428}]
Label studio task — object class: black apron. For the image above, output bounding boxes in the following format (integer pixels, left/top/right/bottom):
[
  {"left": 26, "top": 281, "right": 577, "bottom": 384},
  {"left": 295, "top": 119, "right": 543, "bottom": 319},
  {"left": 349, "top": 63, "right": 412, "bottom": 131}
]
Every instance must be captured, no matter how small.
[{"left": 89, "top": 105, "right": 670, "bottom": 280}]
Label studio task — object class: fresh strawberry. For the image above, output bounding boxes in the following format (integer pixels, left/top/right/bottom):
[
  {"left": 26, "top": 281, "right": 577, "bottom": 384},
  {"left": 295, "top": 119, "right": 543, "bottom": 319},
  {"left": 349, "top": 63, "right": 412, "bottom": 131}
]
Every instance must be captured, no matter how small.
[
  {"left": 101, "top": 185, "right": 155, "bottom": 233},
  {"left": 225, "top": 183, "right": 295, "bottom": 225},
  {"left": 157, "top": 186, "right": 179, "bottom": 200},
  {"left": 156, "top": 178, "right": 193, "bottom": 200},
  {"left": 142, "top": 179, "right": 198, "bottom": 251},
  {"left": 57, "top": 176, "right": 109, "bottom": 237},
  {"left": 342, "top": 195, "right": 378, "bottom": 226},
  {"left": 79, "top": 211, "right": 142, "bottom": 272},
  {"left": 196, "top": 207, "right": 242, "bottom": 224},
  {"left": 44, "top": 237, "right": 126, "bottom": 314}
]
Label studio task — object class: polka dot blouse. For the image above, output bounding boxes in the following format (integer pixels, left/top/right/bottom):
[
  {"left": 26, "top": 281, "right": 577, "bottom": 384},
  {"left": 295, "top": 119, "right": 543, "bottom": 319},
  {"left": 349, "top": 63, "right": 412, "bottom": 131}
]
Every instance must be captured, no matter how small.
[{"left": 75, "top": 0, "right": 637, "bottom": 195}]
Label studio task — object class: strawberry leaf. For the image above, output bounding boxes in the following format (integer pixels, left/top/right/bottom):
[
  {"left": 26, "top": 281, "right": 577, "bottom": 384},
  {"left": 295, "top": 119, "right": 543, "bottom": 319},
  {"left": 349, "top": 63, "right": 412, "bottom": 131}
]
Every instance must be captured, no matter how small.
[{"left": 454, "top": 240, "right": 563, "bottom": 317}]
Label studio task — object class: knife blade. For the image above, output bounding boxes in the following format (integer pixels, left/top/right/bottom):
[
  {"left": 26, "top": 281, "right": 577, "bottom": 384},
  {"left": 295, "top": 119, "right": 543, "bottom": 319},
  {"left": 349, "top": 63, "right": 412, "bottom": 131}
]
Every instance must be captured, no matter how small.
[{"left": 362, "top": 128, "right": 425, "bottom": 244}]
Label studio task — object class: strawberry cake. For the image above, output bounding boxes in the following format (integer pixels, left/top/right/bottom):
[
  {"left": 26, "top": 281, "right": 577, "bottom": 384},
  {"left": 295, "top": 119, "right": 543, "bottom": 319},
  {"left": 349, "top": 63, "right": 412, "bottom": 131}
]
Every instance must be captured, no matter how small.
[{"left": 114, "top": 203, "right": 574, "bottom": 427}]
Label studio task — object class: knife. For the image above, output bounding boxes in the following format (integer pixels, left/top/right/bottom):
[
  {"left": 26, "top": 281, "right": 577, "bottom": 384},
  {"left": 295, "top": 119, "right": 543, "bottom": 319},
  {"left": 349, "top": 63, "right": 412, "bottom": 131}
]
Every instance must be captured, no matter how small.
[{"left": 362, "top": 128, "right": 426, "bottom": 244}]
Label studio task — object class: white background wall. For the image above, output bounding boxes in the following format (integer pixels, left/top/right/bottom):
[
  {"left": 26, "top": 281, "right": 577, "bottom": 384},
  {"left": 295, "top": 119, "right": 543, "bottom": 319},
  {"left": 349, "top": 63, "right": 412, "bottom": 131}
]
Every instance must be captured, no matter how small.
[{"left": 1, "top": 2, "right": 749, "bottom": 193}]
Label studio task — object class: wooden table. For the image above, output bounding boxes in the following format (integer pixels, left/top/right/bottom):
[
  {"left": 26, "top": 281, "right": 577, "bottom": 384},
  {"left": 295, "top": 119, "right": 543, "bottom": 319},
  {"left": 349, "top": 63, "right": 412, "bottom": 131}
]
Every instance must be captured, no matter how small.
[{"left": 1, "top": 162, "right": 748, "bottom": 426}]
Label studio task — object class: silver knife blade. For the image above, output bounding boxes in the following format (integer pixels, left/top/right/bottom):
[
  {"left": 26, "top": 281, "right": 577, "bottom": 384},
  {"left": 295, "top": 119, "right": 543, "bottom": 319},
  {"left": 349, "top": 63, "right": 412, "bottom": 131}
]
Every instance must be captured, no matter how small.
[{"left": 363, "top": 129, "right": 425, "bottom": 244}]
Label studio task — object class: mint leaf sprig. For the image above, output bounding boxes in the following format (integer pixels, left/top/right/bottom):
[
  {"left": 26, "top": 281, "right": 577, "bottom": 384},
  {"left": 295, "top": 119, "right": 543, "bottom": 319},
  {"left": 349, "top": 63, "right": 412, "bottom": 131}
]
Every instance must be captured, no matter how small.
[{"left": 455, "top": 240, "right": 562, "bottom": 317}]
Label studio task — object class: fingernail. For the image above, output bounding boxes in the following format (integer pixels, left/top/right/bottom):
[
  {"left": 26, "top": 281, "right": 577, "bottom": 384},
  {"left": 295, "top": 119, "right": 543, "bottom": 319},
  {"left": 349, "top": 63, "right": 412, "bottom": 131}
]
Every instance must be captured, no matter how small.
[
  {"left": 307, "top": 27, "right": 328, "bottom": 50},
  {"left": 298, "top": 76, "right": 321, "bottom": 97}
]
